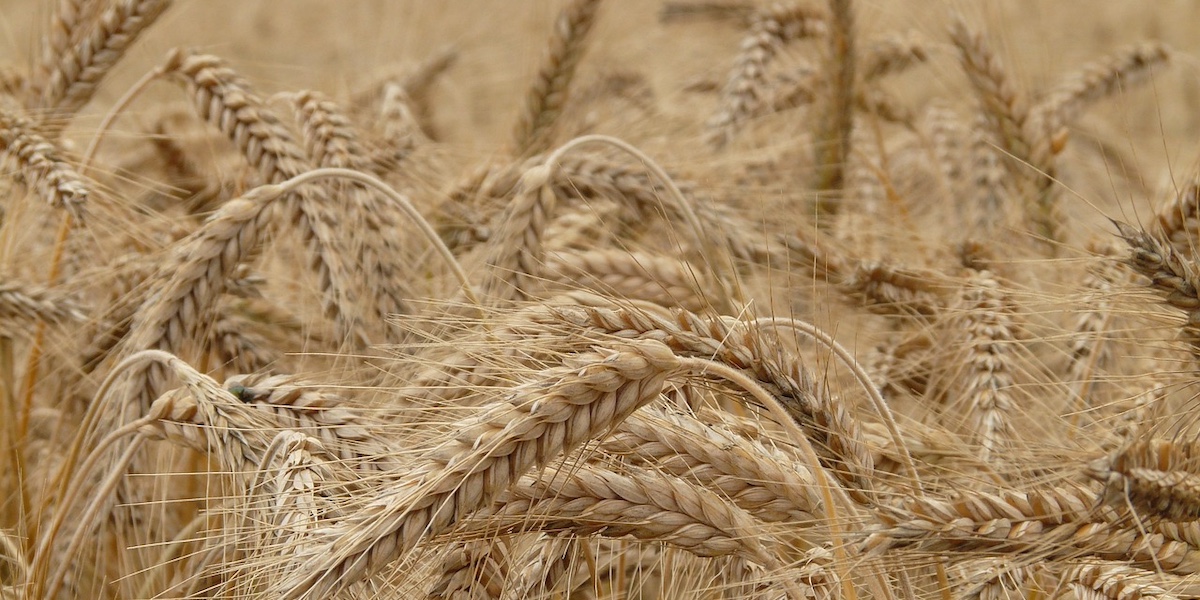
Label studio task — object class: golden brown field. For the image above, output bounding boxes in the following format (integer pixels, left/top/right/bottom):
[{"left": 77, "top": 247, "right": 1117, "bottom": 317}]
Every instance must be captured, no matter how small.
[{"left": 3, "top": 1, "right": 1200, "bottom": 598}]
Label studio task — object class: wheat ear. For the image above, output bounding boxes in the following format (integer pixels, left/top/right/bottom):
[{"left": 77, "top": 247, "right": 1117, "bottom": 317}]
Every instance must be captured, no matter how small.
[
  {"left": 512, "top": 0, "right": 604, "bottom": 156},
  {"left": 706, "top": 2, "right": 826, "bottom": 148},
  {"left": 162, "top": 48, "right": 370, "bottom": 345},
  {"left": 0, "top": 107, "right": 88, "bottom": 218},
  {"left": 270, "top": 340, "right": 680, "bottom": 599},
  {"left": 38, "top": 0, "right": 172, "bottom": 122}
]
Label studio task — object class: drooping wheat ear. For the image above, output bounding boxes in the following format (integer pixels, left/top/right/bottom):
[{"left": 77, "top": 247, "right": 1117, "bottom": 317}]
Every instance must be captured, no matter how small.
[
  {"left": 950, "top": 15, "right": 1059, "bottom": 242},
  {"left": 1089, "top": 437, "right": 1200, "bottom": 520},
  {"left": 706, "top": 2, "right": 826, "bottom": 148},
  {"left": 811, "top": 0, "right": 855, "bottom": 210},
  {"left": 861, "top": 31, "right": 927, "bottom": 81},
  {"left": 541, "top": 249, "right": 710, "bottom": 311},
  {"left": 1035, "top": 42, "right": 1170, "bottom": 142},
  {"left": 396, "top": 44, "right": 458, "bottom": 140},
  {"left": 206, "top": 312, "right": 279, "bottom": 374},
  {"left": 1060, "top": 561, "right": 1178, "bottom": 600},
  {"left": 427, "top": 539, "right": 510, "bottom": 600},
  {"left": 867, "top": 484, "right": 1200, "bottom": 575},
  {"left": 479, "top": 164, "right": 557, "bottom": 302},
  {"left": 1113, "top": 220, "right": 1200, "bottom": 357},
  {"left": 948, "top": 270, "right": 1020, "bottom": 463},
  {"left": 269, "top": 339, "right": 680, "bottom": 600},
  {"left": 0, "top": 278, "right": 84, "bottom": 334},
  {"left": 162, "top": 49, "right": 369, "bottom": 346},
  {"left": 604, "top": 406, "right": 823, "bottom": 524},
  {"left": 540, "top": 296, "right": 874, "bottom": 503},
  {"left": 291, "top": 90, "right": 415, "bottom": 324},
  {"left": 511, "top": 0, "right": 604, "bottom": 157},
  {"left": 119, "top": 184, "right": 282, "bottom": 410},
  {"left": 0, "top": 107, "right": 88, "bottom": 218},
  {"left": 224, "top": 373, "right": 404, "bottom": 473},
  {"left": 470, "top": 464, "right": 803, "bottom": 590},
  {"left": 37, "top": 0, "right": 172, "bottom": 122},
  {"left": 840, "top": 260, "right": 949, "bottom": 316}
]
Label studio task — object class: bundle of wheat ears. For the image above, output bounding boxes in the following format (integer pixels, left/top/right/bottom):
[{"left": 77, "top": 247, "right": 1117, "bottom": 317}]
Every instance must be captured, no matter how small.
[{"left": 2, "top": 0, "right": 1200, "bottom": 598}]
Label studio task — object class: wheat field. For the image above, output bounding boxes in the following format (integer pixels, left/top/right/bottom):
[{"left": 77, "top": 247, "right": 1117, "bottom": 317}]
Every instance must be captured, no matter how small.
[{"left": 2, "top": 1, "right": 1200, "bottom": 598}]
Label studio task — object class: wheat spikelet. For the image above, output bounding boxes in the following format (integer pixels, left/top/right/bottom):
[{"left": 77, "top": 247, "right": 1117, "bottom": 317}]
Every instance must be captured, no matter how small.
[
  {"left": 706, "top": 2, "right": 826, "bottom": 148},
  {"left": 206, "top": 311, "right": 280, "bottom": 374},
  {"left": 38, "top": 0, "right": 172, "bottom": 120},
  {"left": 0, "top": 107, "right": 88, "bottom": 218},
  {"left": 270, "top": 339, "right": 680, "bottom": 599},
  {"left": 479, "top": 164, "right": 557, "bottom": 302},
  {"left": 223, "top": 373, "right": 404, "bottom": 473},
  {"left": 163, "top": 49, "right": 368, "bottom": 346},
  {"left": 1154, "top": 163, "right": 1200, "bottom": 252},
  {"left": 512, "top": 0, "right": 604, "bottom": 156},
  {"left": 839, "top": 260, "right": 949, "bottom": 316}
]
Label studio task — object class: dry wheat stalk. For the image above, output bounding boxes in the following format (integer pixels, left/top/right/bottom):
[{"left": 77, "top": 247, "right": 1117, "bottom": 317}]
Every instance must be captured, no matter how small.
[
  {"left": 811, "top": 0, "right": 855, "bottom": 206},
  {"left": 706, "top": 2, "right": 826, "bottom": 148},
  {"left": 38, "top": 0, "right": 172, "bottom": 120},
  {"left": 270, "top": 339, "right": 681, "bottom": 599},
  {"left": 163, "top": 49, "right": 368, "bottom": 346},
  {"left": 0, "top": 107, "right": 88, "bottom": 218},
  {"left": 512, "top": 0, "right": 604, "bottom": 156}
]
